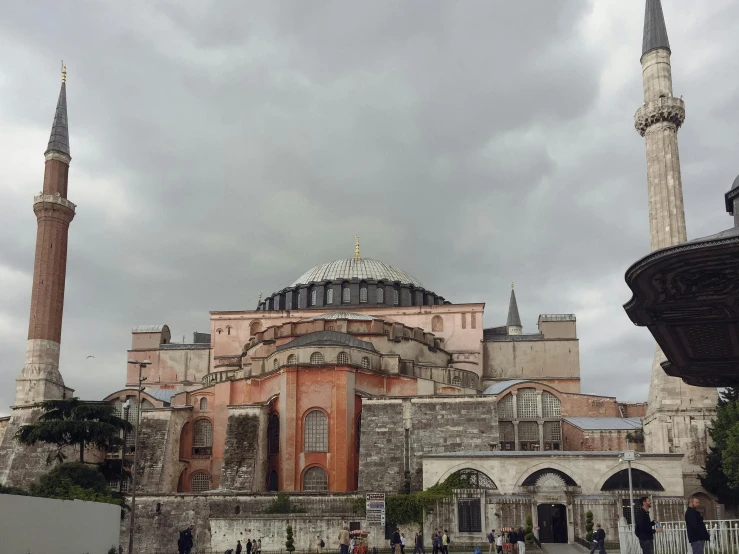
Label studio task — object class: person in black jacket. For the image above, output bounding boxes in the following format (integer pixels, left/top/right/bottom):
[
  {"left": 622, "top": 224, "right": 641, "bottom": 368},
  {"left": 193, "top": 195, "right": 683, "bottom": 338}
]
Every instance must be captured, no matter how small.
[
  {"left": 634, "top": 497, "right": 658, "bottom": 554},
  {"left": 685, "top": 495, "right": 710, "bottom": 554},
  {"left": 589, "top": 524, "right": 606, "bottom": 554}
]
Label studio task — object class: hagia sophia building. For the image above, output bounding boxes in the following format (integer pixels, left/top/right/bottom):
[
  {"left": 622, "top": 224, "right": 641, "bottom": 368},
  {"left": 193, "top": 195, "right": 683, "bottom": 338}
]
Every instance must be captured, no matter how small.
[{"left": 0, "top": 1, "right": 724, "bottom": 551}]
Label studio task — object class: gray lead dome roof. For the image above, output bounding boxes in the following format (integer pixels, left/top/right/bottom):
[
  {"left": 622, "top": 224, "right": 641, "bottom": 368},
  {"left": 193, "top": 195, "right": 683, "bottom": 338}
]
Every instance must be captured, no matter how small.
[{"left": 291, "top": 258, "right": 423, "bottom": 287}]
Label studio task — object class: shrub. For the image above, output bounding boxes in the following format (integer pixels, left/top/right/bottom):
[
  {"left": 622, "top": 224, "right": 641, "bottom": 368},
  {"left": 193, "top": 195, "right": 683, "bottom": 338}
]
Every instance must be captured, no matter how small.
[
  {"left": 525, "top": 514, "right": 534, "bottom": 546},
  {"left": 286, "top": 523, "right": 295, "bottom": 552},
  {"left": 585, "top": 510, "right": 594, "bottom": 542}
]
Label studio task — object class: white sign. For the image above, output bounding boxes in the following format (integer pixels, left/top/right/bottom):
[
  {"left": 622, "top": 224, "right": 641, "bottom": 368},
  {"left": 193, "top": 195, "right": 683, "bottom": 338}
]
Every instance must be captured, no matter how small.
[
  {"left": 621, "top": 450, "right": 636, "bottom": 461},
  {"left": 366, "top": 501, "right": 386, "bottom": 511},
  {"left": 367, "top": 510, "right": 384, "bottom": 525}
]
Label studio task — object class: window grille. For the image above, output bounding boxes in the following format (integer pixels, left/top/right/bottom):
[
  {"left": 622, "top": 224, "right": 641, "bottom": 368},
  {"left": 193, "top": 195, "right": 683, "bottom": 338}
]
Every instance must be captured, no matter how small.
[
  {"left": 268, "top": 414, "right": 279, "bottom": 456},
  {"left": 326, "top": 288, "right": 334, "bottom": 304},
  {"left": 126, "top": 399, "right": 139, "bottom": 447},
  {"left": 361, "top": 357, "right": 370, "bottom": 369},
  {"left": 376, "top": 287, "right": 384, "bottom": 303},
  {"left": 452, "top": 376, "right": 461, "bottom": 386},
  {"left": 303, "top": 466, "right": 328, "bottom": 492},
  {"left": 432, "top": 315, "right": 443, "bottom": 332},
  {"left": 304, "top": 410, "right": 328, "bottom": 452},
  {"left": 310, "top": 352, "right": 324, "bottom": 365},
  {"left": 337, "top": 352, "right": 349, "bottom": 364},
  {"left": 192, "top": 419, "right": 213, "bottom": 456},
  {"left": 622, "top": 499, "right": 633, "bottom": 524},
  {"left": 393, "top": 289, "right": 399, "bottom": 305},
  {"left": 498, "top": 394, "right": 514, "bottom": 420},
  {"left": 342, "top": 286, "right": 351, "bottom": 303},
  {"left": 518, "top": 421, "right": 539, "bottom": 451},
  {"left": 199, "top": 397, "right": 207, "bottom": 411},
  {"left": 499, "top": 421, "right": 515, "bottom": 442},
  {"left": 273, "top": 358, "right": 279, "bottom": 370},
  {"left": 542, "top": 391, "right": 561, "bottom": 417},
  {"left": 543, "top": 421, "right": 561, "bottom": 451},
  {"left": 457, "top": 499, "right": 482, "bottom": 532},
  {"left": 517, "top": 388, "right": 538, "bottom": 419},
  {"left": 360, "top": 286, "right": 367, "bottom": 303},
  {"left": 191, "top": 472, "right": 211, "bottom": 493},
  {"left": 287, "top": 354, "right": 297, "bottom": 365},
  {"left": 326, "top": 325, "right": 335, "bottom": 331},
  {"left": 451, "top": 469, "right": 496, "bottom": 489},
  {"left": 311, "top": 289, "right": 317, "bottom": 306}
]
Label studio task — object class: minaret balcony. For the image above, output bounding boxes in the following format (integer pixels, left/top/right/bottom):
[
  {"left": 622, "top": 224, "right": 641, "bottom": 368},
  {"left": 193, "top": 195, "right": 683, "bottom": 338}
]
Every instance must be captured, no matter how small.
[
  {"left": 634, "top": 96, "right": 685, "bottom": 136},
  {"left": 33, "top": 193, "right": 76, "bottom": 214}
]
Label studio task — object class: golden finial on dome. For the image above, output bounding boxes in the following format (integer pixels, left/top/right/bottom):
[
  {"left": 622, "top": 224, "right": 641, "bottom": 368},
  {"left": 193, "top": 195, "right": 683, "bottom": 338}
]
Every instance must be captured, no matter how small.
[
  {"left": 258, "top": 292, "right": 262, "bottom": 303},
  {"left": 511, "top": 282, "right": 514, "bottom": 289},
  {"left": 354, "top": 235, "right": 360, "bottom": 260},
  {"left": 61, "top": 61, "right": 67, "bottom": 83}
]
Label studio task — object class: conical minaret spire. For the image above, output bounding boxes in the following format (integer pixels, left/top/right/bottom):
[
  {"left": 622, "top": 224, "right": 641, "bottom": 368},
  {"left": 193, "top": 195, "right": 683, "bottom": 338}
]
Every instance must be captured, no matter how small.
[
  {"left": 15, "top": 67, "right": 76, "bottom": 405},
  {"left": 642, "top": 0, "right": 670, "bottom": 58},
  {"left": 634, "top": 0, "right": 717, "bottom": 497},
  {"left": 506, "top": 284, "right": 522, "bottom": 335}
]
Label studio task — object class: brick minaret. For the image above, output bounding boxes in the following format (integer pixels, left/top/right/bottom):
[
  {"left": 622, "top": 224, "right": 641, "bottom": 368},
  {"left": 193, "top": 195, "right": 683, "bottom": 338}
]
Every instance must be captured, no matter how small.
[
  {"left": 635, "top": 0, "right": 717, "bottom": 494},
  {"left": 15, "top": 67, "right": 76, "bottom": 406}
]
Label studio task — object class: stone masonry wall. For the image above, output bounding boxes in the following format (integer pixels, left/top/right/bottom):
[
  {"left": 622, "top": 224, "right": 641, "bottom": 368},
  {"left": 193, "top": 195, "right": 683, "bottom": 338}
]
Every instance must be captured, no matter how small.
[
  {"left": 0, "top": 407, "right": 58, "bottom": 487},
  {"left": 136, "top": 410, "right": 173, "bottom": 493},
  {"left": 358, "top": 396, "right": 497, "bottom": 493},
  {"left": 220, "top": 406, "right": 267, "bottom": 491}
]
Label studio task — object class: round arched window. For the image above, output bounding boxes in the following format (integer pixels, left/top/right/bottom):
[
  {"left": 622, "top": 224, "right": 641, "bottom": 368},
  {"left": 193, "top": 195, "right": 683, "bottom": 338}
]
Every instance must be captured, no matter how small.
[
  {"left": 199, "top": 397, "right": 208, "bottom": 411},
  {"left": 287, "top": 354, "right": 297, "bottom": 365},
  {"left": 337, "top": 352, "right": 349, "bottom": 364},
  {"left": 361, "top": 357, "right": 370, "bottom": 369},
  {"left": 310, "top": 352, "right": 324, "bottom": 365},
  {"left": 303, "top": 466, "right": 328, "bottom": 492},
  {"left": 273, "top": 358, "right": 279, "bottom": 370}
]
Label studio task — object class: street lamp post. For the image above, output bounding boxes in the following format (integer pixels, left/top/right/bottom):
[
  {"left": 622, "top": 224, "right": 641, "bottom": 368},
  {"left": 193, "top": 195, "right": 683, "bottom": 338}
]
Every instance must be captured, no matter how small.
[
  {"left": 126, "top": 359, "right": 151, "bottom": 554},
  {"left": 119, "top": 399, "right": 130, "bottom": 495},
  {"left": 619, "top": 448, "right": 637, "bottom": 526}
]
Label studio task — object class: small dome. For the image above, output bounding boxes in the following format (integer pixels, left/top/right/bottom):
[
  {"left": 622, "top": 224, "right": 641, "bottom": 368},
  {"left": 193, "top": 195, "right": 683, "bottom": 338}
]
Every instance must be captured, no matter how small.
[{"left": 292, "top": 258, "right": 423, "bottom": 287}]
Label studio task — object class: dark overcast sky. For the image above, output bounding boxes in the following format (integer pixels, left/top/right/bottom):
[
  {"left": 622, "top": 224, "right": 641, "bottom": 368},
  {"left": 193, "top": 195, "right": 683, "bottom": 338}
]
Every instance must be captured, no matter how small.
[{"left": 1, "top": 1, "right": 738, "bottom": 415}]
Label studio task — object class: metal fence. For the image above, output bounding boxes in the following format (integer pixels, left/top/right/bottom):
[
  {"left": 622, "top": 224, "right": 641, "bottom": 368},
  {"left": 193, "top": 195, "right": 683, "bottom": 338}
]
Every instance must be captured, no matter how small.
[{"left": 619, "top": 520, "right": 739, "bottom": 554}]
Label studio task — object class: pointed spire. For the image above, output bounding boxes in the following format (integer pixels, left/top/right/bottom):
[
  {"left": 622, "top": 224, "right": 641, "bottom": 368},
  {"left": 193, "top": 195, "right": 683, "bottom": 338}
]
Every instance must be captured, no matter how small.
[
  {"left": 506, "top": 284, "right": 522, "bottom": 328},
  {"left": 354, "top": 235, "right": 360, "bottom": 260},
  {"left": 642, "top": 0, "right": 671, "bottom": 58},
  {"left": 46, "top": 64, "right": 70, "bottom": 157}
]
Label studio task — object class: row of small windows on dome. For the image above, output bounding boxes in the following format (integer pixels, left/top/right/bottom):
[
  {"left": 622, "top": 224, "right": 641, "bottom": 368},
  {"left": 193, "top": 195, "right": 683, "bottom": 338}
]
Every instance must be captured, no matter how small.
[{"left": 271, "top": 352, "right": 371, "bottom": 369}]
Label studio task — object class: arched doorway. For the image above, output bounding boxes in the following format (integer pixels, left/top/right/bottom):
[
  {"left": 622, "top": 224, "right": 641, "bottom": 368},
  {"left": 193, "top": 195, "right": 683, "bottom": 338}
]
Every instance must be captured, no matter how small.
[{"left": 537, "top": 504, "right": 567, "bottom": 543}]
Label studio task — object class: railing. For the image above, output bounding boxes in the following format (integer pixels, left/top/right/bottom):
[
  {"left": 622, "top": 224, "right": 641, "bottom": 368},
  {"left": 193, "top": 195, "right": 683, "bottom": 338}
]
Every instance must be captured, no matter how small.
[{"left": 619, "top": 520, "right": 739, "bottom": 554}]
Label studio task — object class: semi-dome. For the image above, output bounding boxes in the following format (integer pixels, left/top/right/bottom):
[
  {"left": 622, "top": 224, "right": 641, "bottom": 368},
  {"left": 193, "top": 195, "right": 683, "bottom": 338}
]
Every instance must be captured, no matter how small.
[{"left": 292, "top": 258, "right": 423, "bottom": 288}]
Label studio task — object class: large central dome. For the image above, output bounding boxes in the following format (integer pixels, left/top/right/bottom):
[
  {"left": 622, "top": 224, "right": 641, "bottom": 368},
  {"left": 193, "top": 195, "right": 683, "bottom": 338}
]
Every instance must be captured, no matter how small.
[{"left": 292, "top": 258, "right": 424, "bottom": 287}]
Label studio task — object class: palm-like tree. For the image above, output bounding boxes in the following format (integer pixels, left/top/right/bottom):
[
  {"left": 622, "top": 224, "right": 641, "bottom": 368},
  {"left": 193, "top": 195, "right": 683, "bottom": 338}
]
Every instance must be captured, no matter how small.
[{"left": 16, "top": 398, "right": 133, "bottom": 463}]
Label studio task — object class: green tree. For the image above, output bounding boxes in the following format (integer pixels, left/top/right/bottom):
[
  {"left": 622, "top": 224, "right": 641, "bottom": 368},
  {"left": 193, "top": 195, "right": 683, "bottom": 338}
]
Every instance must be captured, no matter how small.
[
  {"left": 585, "top": 510, "right": 594, "bottom": 542},
  {"left": 286, "top": 523, "right": 295, "bottom": 553},
  {"left": 524, "top": 514, "right": 534, "bottom": 546},
  {"left": 30, "top": 462, "right": 126, "bottom": 509},
  {"left": 15, "top": 398, "right": 132, "bottom": 463},
  {"left": 701, "top": 388, "right": 739, "bottom": 505}
]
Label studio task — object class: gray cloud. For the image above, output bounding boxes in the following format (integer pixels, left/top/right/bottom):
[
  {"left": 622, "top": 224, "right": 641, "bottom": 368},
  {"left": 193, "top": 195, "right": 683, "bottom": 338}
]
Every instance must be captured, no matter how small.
[{"left": 1, "top": 0, "right": 738, "bottom": 414}]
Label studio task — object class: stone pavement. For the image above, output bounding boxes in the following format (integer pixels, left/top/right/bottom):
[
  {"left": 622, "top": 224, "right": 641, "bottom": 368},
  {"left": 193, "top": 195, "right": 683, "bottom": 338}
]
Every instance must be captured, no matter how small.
[{"left": 541, "top": 543, "right": 590, "bottom": 554}]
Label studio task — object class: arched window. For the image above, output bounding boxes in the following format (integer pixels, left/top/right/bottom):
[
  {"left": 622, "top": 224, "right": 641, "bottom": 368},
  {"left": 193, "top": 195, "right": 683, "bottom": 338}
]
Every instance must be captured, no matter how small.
[
  {"left": 498, "top": 394, "right": 514, "bottom": 420},
  {"left": 273, "top": 358, "right": 279, "bottom": 370},
  {"left": 304, "top": 410, "right": 328, "bottom": 452},
  {"left": 393, "top": 288, "right": 399, "bottom": 305},
  {"left": 268, "top": 413, "right": 280, "bottom": 456},
  {"left": 287, "top": 354, "right": 297, "bottom": 365},
  {"left": 298, "top": 291, "right": 302, "bottom": 307},
  {"left": 601, "top": 469, "right": 665, "bottom": 491},
  {"left": 361, "top": 357, "right": 370, "bottom": 369},
  {"left": 310, "top": 352, "right": 324, "bottom": 365},
  {"left": 267, "top": 470, "right": 278, "bottom": 492},
  {"left": 274, "top": 296, "right": 280, "bottom": 310},
  {"left": 286, "top": 291, "right": 293, "bottom": 310},
  {"left": 542, "top": 391, "right": 561, "bottom": 418},
  {"left": 449, "top": 469, "right": 497, "bottom": 489},
  {"left": 265, "top": 299, "right": 271, "bottom": 310},
  {"left": 311, "top": 288, "right": 317, "bottom": 306},
  {"left": 360, "top": 286, "right": 368, "bottom": 303},
  {"left": 250, "top": 321, "right": 262, "bottom": 336},
  {"left": 192, "top": 419, "right": 213, "bottom": 456},
  {"left": 199, "top": 397, "right": 208, "bottom": 411},
  {"left": 342, "top": 285, "right": 350, "bottom": 303},
  {"left": 337, "top": 352, "right": 349, "bottom": 364},
  {"left": 303, "top": 466, "right": 329, "bottom": 492},
  {"left": 191, "top": 472, "right": 212, "bottom": 493},
  {"left": 517, "top": 388, "right": 538, "bottom": 419},
  {"left": 432, "top": 315, "right": 443, "bottom": 332},
  {"left": 326, "top": 288, "right": 334, "bottom": 305},
  {"left": 452, "top": 376, "right": 461, "bottom": 386},
  {"left": 376, "top": 286, "right": 384, "bottom": 304}
]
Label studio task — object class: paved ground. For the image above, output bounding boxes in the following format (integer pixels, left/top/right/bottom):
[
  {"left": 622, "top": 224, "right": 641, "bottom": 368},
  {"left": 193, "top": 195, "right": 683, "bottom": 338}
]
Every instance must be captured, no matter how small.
[{"left": 541, "top": 543, "right": 590, "bottom": 554}]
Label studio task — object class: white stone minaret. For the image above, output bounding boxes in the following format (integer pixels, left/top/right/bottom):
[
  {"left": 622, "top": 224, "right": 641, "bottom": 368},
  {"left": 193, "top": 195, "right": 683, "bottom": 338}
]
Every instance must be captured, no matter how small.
[{"left": 635, "top": 0, "right": 717, "bottom": 495}]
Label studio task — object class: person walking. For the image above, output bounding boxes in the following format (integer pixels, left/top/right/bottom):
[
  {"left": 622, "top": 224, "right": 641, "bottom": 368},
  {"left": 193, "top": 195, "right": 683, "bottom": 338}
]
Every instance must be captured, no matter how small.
[
  {"left": 247, "top": 538, "right": 253, "bottom": 554},
  {"left": 350, "top": 536, "right": 356, "bottom": 554},
  {"left": 635, "top": 497, "right": 658, "bottom": 554},
  {"left": 181, "top": 525, "right": 195, "bottom": 554},
  {"left": 236, "top": 540, "right": 243, "bottom": 554},
  {"left": 339, "top": 525, "right": 351, "bottom": 554},
  {"left": 415, "top": 531, "right": 426, "bottom": 554},
  {"left": 589, "top": 524, "right": 605, "bottom": 554},
  {"left": 496, "top": 532, "right": 503, "bottom": 554},
  {"left": 441, "top": 529, "right": 450, "bottom": 554},
  {"left": 516, "top": 527, "right": 525, "bottom": 554},
  {"left": 316, "top": 535, "right": 325, "bottom": 554},
  {"left": 257, "top": 538, "right": 262, "bottom": 554},
  {"left": 432, "top": 529, "right": 439, "bottom": 554},
  {"left": 392, "top": 528, "right": 402, "bottom": 554},
  {"left": 401, "top": 533, "right": 407, "bottom": 554},
  {"left": 686, "top": 495, "right": 710, "bottom": 554},
  {"left": 487, "top": 530, "right": 496, "bottom": 554}
]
